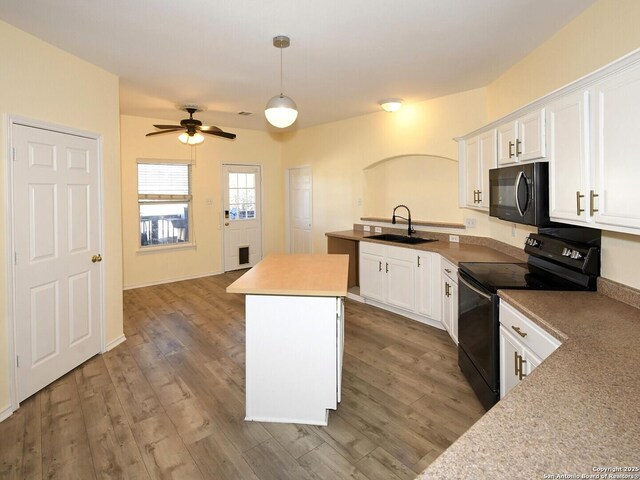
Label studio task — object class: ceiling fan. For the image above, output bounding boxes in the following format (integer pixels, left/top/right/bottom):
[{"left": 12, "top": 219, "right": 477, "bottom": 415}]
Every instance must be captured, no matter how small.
[{"left": 146, "top": 105, "right": 236, "bottom": 144}]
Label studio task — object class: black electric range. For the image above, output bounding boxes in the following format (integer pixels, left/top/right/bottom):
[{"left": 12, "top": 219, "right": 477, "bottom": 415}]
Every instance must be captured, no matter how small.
[{"left": 457, "top": 229, "right": 600, "bottom": 410}]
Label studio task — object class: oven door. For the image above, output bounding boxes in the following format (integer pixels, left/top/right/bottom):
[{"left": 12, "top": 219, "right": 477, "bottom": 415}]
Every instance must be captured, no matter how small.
[{"left": 457, "top": 270, "right": 499, "bottom": 408}]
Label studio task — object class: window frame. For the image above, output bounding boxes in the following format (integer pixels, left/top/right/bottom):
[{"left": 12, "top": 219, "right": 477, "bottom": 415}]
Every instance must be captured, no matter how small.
[{"left": 136, "top": 158, "right": 194, "bottom": 251}]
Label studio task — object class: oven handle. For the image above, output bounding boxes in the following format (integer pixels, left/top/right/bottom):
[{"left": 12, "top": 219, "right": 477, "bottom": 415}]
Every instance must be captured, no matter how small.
[{"left": 458, "top": 274, "right": 492, "bottom": 300}]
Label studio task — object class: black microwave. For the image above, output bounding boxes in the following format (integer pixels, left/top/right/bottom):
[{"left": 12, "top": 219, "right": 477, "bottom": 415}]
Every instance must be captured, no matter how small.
[{"left": 489, "top": 162, "right": 552, "bottom": 226}]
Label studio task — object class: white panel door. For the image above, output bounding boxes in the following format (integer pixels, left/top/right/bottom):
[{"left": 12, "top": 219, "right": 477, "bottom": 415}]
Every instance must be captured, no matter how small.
[
  {"left": 289, "top": 167, "right": 312, "bottom": 253},
  {"left": 12, "top": 124, "right": 101, "bottom": 402},
  {"left": 223, "top": 165, "right": 262, "bottom": 271},
  {"left": 464, "top": 136, "right": 480, "bottom": 208},
  {"left": 518, "top": 109, "right": 546, "bottom": 162}
]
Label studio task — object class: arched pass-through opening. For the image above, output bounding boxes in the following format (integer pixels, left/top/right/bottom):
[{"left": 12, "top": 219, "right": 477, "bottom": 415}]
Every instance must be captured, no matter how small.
[{"left": 363, "top": 154, "right": 462, "bottom": 224}]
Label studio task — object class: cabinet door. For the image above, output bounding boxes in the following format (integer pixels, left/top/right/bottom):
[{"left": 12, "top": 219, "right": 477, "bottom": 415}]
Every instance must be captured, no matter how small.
[
  {"left": 522, "top": 348, "right": 541, "bottom": 377},
  {"left": 449, "top": 280, "right": 459, "bottom": 345},
  {"left": 416, "top": 252, "right": 439, "bottom": 319},
  {"left": 386, "top": 251, "right": 416, "bottom": 312},
  {"left": 548, "top": 90, "right": 591, "bottom": 224},
  {"left": 465, "top": 136, "right": 480, "bottom": 208},
  {"left": 478, "top": 129, "right": 496, "bottom": 209},
  {"left": 359, "top": 252, "right": 385, "bottom": 302},
  {"left": 594, "top": 63, "right": 640, "bottom": 231},
  {"left": 518, "top": 109, "right": 546, "bottom": 162},
  {"left": 499, "top": 325, "right": 525, "bottom": 398},
  {"left": 497, "top": 121, "right": 518, "bottom": 165},
  {"left": 441, "top": 276, "right": 452, "bottom": 333}
]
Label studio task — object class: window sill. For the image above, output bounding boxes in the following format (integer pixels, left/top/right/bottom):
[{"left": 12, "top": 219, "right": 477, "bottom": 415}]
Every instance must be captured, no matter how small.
[{"left": 137, "top": 242, "right": 197, "bottom": 254}]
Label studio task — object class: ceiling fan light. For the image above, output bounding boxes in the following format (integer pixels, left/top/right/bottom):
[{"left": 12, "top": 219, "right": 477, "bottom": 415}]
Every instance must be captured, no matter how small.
[
  {"left": 178, "top": 132, "right": 205, "bottom": 145},
  {"left": 379, "top": 98, "right": 403, "bottom": 112},
  {"left": 265, "top": 94, "right": 298, "bottom": 128}
]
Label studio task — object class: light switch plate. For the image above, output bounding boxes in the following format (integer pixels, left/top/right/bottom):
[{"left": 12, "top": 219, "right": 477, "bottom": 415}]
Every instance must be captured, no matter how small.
[
  {"left": 374, "top": 226, "right": 382, "bottom": 233},
  {"left": 449, "top": 235, "right": 459, "bottom": 243}
]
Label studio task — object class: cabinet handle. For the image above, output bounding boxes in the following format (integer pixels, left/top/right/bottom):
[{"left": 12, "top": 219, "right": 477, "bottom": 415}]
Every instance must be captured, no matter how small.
[
  {"left": 472, "top": 190, "right": 477, "bottom": 203},
  {"left": 590, "top": 190, "right": 599, "bottom": 216},
  {"left": 508, "top": 141, "right": 514, "bottom": 158},
  {"left": 515, "top": 139, "right": 522, "bottom": 156},
  {"left": 385, "top": 262, "right": 389, "bottom": 273},
  {"left": 378, "top": 261, "right": 382, "bottom": 272},
  {"left": 512, "top": 325, "right": 528, "bottom": 338},
  {"left": 445, "top": 282, "right": 450, "bottom": 297},
  {"left": 477, "top": 190, "right": 482, "bottom": 204},
  {"left": 576, "top": 191, "right": 584, "bottom": 215},
  {"left": 445, "top": 268, "right": 452, "bottom": 274},
  {"left": 417, "top": 256, "right": 421, "bottom": 267},
  {"left": 514, "top": 352, "right": 527, "bottom": 380}
]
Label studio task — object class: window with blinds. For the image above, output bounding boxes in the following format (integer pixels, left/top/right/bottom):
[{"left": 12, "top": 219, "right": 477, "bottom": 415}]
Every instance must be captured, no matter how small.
[{"left": 137, "top": 161, "right": 192, "bottom": 247}]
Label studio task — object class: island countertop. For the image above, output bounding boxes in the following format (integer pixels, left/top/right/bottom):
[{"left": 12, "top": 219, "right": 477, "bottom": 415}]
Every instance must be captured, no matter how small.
[{"left": 226, "top": 253, "right": 349, "bottom": 297}]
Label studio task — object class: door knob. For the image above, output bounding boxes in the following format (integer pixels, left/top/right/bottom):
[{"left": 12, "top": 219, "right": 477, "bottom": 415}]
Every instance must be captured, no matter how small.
[
  {"left": 225, "top": 222, "right": 229, "bottom": 226},
  {"left": 91, "top": 254, "right": 102, "bottom": 263}
]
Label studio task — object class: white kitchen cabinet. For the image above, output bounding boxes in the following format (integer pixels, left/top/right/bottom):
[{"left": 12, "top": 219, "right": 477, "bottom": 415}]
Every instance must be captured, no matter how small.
[
  {"left": 441, "top": 258, "right": 458, "bottom": 345},
  {"left": 548, "top": 90, "right": 592, "bottom": 225},
  {"left": 497, "top": 109, "right": 546, "bottom": 165},
  {"left": 359, "top": 242, "right": 386, "bottom": 302},
  {"left": 592, "top": 62, "right": 640, "bottom": 232},
  {"left": 359, "top": 241, "right": 441, "bottom": 325},
  {"left": 416, "top": 251, "right": 441, "bottom": 319},
  {"left": 463, "top": 129, "right": 496, "bottom": 210},
  {"left": 499, "top": 301, "right": 560, "bottom": 398},
  {"left": 385, "top": 246, "right": 417, "bottom": 312}
]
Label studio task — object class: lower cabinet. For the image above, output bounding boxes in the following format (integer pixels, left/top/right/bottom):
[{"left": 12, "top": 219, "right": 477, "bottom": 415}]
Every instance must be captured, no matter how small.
[
  {"left": 441, "top": 258, "right": 459, "bottom": 344},
  {"left": 499, "top": 301, "right": 560, "bottom": 398},
  {"left": 359, "top": 241, "right": 440, "bottom": 324}
]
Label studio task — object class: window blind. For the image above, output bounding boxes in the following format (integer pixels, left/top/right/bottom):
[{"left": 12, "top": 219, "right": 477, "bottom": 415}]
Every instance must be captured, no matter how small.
[{"left": 138, "top": 163, "right": 190, "bottom": 195}]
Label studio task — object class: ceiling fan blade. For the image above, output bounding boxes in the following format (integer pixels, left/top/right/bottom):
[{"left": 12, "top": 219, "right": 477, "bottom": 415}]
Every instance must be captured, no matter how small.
[
  {"left": 153, "top": 124, "right": 182, "bottom": 129},
  {"left": 146, "top": 128, "right": 182, "bottom": 136},
  {"left": 199, "top": 125, "right": 223, "bottom": 133},
  {"left": 202, "top": 129, "right": 237, "bottom": 140}
]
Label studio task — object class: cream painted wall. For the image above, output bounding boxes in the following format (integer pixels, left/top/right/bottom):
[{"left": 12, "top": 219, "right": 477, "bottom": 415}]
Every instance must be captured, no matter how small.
[
  {"left": 281, "top": 88, "right": 488, "bottom": 252},
  {"left": 363, "top": 155, "right": 462, "bottom": 223},
  {"left": 120, "top": 115, "right": 284, "bottom": 289},
  {"left": 483, "top": 0, "right": 640, "bottom": 289},
  {"left": 0, "top": 21, "right": 122, "bottom": 412}
]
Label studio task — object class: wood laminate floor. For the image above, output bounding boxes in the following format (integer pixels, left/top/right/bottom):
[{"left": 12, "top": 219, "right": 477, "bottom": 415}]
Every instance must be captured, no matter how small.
[{"left": 0, "top": 271, "right": 484, "bottom": 479}]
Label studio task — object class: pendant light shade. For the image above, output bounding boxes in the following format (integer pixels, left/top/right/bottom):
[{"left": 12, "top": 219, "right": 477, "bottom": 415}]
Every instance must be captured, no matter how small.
[
  {"left": 265, "top": 35, "right": 298, "bottom": 128},
  {"left": 265, "top": 94, "right": 298, "bottom": 128},
  {"left": 178, "top": 132, "right": 205, "bottom": 145}
]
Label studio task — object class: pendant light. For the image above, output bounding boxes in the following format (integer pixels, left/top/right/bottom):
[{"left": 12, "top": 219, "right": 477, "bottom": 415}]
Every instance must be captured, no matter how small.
[{"left": 265, "top": 35, "right": 298, "bottom": 128}]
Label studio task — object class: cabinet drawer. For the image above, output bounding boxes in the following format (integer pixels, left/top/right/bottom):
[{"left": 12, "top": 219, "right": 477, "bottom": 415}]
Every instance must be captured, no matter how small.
[
  {"left": 499, "top": 302, "right": 560, "bottom": 359},
  {"left": 360, "top": 240, "right": 386, "bottom": 256},
  {"left": 441, "top": 258, "right": 458, "bottom": 283}
]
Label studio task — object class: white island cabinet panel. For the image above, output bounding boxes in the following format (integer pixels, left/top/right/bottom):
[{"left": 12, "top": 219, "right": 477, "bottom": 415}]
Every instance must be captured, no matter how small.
[{"left": 245, "top": 295, "right": 343, "bottom": 425}]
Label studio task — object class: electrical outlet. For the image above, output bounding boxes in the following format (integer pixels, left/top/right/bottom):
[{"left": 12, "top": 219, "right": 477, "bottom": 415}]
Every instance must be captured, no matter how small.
[
  {"left": 465, "top": 218, "right": 476, "bottom": 228},
  {"left": 363, "top": 225, "right": 371, "bottom": 232},
  {"left": 449, "top": 235, "right": 459, "bottom": 243},
  {"left": 374, "top": 226, "right": 382, "bottom": 233},
  {"left": 512, "top": 223, "right": 517, "bottom": 237}
]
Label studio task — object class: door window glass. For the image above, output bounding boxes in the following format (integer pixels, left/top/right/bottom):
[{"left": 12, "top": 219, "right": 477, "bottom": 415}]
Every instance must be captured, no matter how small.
[{"left": 228, "top": 172, "right": 256, "bottom": 220}]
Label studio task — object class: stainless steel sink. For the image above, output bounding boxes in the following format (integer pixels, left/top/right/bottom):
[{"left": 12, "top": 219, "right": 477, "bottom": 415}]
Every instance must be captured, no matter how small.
[{"left": 366, "top": 233, "right": 438, "bottom": 245}]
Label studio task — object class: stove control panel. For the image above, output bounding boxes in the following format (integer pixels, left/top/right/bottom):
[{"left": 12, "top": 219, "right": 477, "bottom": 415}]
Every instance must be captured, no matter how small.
[
  {"left": 525, "top": 237, "right": 541, "bottom": 247},
  {"left": 524, "top": 234, "right": 599, "bottom": 275}
]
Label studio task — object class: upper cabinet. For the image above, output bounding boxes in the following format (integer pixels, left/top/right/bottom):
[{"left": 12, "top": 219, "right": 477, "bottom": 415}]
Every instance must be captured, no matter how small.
[
  {"left": 497, "top": 109, "right": 546, "bottom": 165},
  {"left": 592, "top": 63, "right": 640, "bottom": 232},
  {"left": 462, "top": 129, "right": 496, "bottom": 210},
  {"left": 459, "top": 47, "right": 640, "bottom": 236},
  {"left": 548, "top": 90, "right": 592, "bottom": 224}
]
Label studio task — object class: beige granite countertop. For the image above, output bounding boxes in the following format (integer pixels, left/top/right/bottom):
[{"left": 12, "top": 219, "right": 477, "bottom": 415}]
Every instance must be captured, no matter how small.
[
  {"left": 418, "top": 290, "right": 640, "bottom": 479},
  {"left": 226, "top": 253, "right": 349, "bottom": 296},
  {"left": 326, "top": 230, "right": 523, "bottom": 265}
]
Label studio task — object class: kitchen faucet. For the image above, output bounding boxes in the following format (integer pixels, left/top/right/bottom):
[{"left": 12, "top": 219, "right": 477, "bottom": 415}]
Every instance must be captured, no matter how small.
[{"left": 392, "top": 204, "right": 415, "bottom": 236}]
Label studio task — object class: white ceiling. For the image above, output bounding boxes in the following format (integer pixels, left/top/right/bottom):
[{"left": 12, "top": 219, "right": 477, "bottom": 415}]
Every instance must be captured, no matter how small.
[{"left": 0, "top": 0, "right": 595, "bottom": 132}]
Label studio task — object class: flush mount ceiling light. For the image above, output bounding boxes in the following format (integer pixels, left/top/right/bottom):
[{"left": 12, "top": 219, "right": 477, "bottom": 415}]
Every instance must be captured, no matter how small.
[
  {"left": 379, "top": 98, "right": 403, "bottom": 112},
  {"left": 265, "top": 35, "right": 298, "bottom": 128}
]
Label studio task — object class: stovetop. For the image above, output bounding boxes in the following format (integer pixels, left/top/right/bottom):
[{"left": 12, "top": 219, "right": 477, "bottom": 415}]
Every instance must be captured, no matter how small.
[{"left": 458, "top": 261, "right": 593, "bottom": 294}]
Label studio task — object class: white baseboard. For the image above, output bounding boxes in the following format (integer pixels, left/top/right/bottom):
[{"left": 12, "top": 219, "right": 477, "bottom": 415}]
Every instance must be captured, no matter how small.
[
  {"left": 0, "top": 404, "right": 14, "bottom": 423},
  {"left": 123, "top": 270, "right": 222, "bottom": 290},
  {"left": 104, "top": 334, "right": 126, "bottom": 352}
]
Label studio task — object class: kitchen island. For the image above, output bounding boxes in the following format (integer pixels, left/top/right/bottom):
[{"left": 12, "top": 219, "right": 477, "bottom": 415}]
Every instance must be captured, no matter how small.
[{"left": 226, "top": 253, "right": 349, "bottom": 426}]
